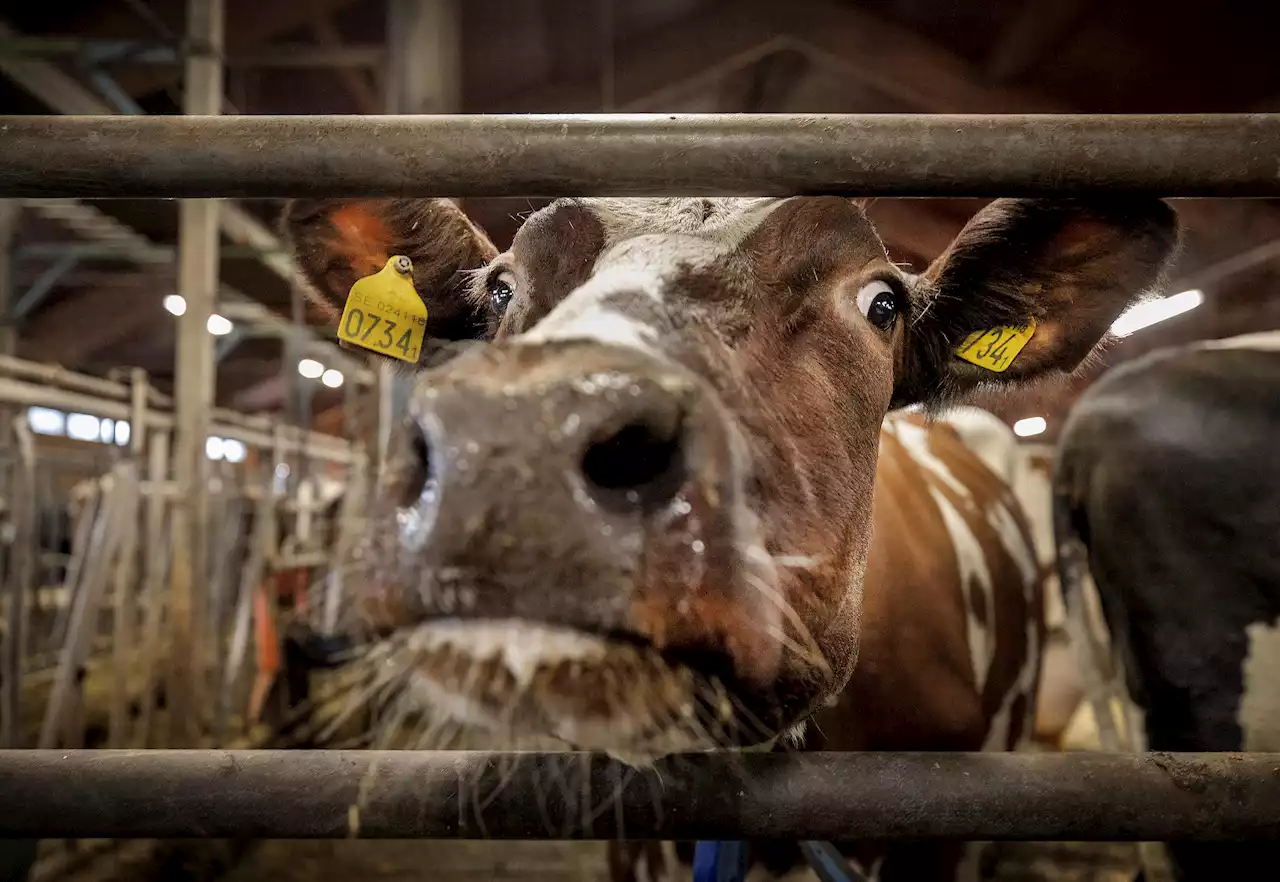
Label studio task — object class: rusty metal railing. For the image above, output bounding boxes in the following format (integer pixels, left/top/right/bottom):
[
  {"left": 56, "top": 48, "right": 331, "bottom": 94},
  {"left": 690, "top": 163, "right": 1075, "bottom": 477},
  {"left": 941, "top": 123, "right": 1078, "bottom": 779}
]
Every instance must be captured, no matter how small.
[
  {"left": 1, "top": 114, "right": 1278, "bottom": 198},
  {"left": 0, "top": 749, "right": 1276, "bottom": 840}
]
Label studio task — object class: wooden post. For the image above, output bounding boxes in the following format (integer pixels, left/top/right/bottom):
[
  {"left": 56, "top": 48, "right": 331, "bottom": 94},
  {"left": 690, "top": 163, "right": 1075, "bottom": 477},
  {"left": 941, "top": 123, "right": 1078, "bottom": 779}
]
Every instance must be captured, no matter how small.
[
  {"left": 0, "top": 201, "right": 17, "bottom": 357},
  {"left": 385, "top": 0, "right": 461, "bottom": 115},
  {"left": 136, "top": 429, "right": 170, "bottom": 747},
  {"left": 0, "top": 416, "right": 34, "bottom": 747},
  {"left": 219, "top": 468, "right": 271, "bottom": 740},
  {"left": 168, "top": 0, "right": 224, "bottom": 748},
  {"left": 107, "top": 370, "right": 148, "bottom": 746}
]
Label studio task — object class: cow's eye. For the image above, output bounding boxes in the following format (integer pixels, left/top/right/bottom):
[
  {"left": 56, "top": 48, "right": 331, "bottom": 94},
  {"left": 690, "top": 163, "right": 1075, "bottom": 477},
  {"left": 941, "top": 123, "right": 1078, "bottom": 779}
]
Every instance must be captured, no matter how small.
[
  {"left": 855, "top": 280, "right": 902, "bottom": 331},
  {"left": 487, "top": 270, "right": 517, "bottom": 317}
]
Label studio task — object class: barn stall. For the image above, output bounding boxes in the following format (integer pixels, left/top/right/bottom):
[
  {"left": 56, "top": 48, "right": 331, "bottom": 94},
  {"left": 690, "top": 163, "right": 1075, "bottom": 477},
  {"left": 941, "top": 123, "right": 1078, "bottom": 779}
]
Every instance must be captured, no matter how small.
[{"left": 2, "top": 1, "right": 1280, "bottom": 881}]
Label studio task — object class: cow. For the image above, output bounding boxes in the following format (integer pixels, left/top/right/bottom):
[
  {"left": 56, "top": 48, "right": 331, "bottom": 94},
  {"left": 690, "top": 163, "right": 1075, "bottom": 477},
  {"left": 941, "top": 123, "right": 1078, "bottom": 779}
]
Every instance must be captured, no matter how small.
[
  {"left": 1054, "top": 331, "right": 1280, "bottom": 882},
  {"left": 282, "top": 195, "right": 1178, "bottom": 880},
  {"left": 925, "top": 406, "right": 1086, "bottom": 749}
]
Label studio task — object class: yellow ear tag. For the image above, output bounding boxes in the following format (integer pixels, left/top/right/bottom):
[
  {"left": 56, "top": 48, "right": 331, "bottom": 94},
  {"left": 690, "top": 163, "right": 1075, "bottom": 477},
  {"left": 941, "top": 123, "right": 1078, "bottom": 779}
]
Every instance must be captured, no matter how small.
[
  {"left": 338, "top": 255, "right": 427, "bottom": 363},
  {"left": 955, "top": 318, "right": 1037, "bottom": 373}
]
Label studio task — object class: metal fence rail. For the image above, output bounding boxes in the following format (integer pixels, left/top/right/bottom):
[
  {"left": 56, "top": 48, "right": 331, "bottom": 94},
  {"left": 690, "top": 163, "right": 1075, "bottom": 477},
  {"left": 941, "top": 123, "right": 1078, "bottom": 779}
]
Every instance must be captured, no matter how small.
[
  {"left": 1, "top": 749, "right": 1277, "bottom": 840},
  {"left": 2, "top": 114, "right": 1279, "bottom": 198}
]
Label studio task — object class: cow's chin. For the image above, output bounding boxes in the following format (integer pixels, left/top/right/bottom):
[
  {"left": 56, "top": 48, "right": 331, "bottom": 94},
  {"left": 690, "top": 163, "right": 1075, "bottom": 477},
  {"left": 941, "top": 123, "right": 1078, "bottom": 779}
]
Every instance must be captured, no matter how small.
[{"left": 387, "top": 619, "right": 778, "bottom": 767}]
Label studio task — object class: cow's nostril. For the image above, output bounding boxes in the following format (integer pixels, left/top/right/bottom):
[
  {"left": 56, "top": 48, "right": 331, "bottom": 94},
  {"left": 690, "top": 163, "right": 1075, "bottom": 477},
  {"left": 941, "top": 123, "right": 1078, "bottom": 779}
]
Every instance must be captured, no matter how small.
[
  {"left": 399, "top": 422, "right": 435, "bottom": 507},
  {"left": 581, "top": 418, "right": 686, "bottom": 512}
]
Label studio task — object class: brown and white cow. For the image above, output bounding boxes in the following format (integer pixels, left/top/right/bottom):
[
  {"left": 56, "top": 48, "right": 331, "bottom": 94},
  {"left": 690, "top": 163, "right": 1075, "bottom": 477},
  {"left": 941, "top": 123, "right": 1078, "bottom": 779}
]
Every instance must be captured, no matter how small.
[{"left": 283, "top": 195, "right": 1178, "bottom": 879}]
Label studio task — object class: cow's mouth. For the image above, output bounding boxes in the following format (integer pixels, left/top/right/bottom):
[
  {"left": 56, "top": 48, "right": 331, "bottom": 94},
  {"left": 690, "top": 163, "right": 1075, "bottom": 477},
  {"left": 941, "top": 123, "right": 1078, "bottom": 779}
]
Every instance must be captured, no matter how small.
[{"left": 381, "top": 619, "right": 770, "bottom": 764}]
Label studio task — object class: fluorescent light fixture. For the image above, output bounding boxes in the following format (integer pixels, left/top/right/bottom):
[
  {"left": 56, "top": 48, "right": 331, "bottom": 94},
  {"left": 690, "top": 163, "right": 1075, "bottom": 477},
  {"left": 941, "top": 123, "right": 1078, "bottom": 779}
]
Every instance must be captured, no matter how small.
[
  {"left": 66, "top": 412, "right": 101, "bottom": 442},
  {"left": 163, "top": 294, "right": 186, "bottom": 316},
  {"left": 1110, "top": 289, "right": 1203, "bottom": 338},
  {"left": 298, "top": 358, "right": 324, "bottom": 379},
  {"left": 321, "top": 368, "right": 344, "bottom": 388},
  {"left": 27, "top": 406, "right": 66, "bottom": 436},
  {"left": 221, "top": 439, "right": 246, "bottom": 463},
  {"left": 1013, "top": 416, "right": 1047, "bottom": 438},
  {"left": 206, "top": 314, "right": 233, "bottom": 336}
]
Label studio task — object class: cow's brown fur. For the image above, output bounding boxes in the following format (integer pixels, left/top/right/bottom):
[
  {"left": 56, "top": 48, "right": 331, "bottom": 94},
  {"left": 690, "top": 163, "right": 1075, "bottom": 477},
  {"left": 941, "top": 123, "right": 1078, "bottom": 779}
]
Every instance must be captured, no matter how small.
[{"left": 283, "top": 195, "right": 1177, "bottom": 880}]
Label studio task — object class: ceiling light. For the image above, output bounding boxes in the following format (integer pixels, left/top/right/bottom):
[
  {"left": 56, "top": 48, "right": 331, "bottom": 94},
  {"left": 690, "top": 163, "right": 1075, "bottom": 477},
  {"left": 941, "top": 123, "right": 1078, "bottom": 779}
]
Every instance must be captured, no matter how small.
[
  {"left": 1013, "top": 416, "right": 1047, "bottom": 438},
  {"left": 1111, "top": 289, "right": 1203, "bottom": 338}
]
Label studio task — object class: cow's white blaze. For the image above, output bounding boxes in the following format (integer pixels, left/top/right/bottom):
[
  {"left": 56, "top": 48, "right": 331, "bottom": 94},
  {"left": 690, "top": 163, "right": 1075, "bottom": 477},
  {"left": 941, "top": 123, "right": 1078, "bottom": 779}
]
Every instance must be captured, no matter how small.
[
  {"left": 519, "top": 265, "right": 665, "bottom": 355},
  {"left": 1238, "top": 616, "right": 1280, "bottom": 751},
  {"left": 519, "top": 198, "right": 791, "bottom": 357}
]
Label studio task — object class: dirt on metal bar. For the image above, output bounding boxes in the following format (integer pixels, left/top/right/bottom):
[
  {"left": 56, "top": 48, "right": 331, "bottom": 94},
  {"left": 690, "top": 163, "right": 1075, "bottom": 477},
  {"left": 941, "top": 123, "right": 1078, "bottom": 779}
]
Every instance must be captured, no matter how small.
[
  {"left": 1, "top": 114, "right": 1278, "bottom": 199},
  {"left": 0, "top": 750, "right": 1278, "bottom": 841}
]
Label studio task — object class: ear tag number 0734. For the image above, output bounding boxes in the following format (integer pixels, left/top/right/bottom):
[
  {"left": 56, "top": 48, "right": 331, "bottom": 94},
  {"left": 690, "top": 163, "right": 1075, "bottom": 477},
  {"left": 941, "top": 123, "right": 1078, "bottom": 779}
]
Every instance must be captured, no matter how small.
[
  {"left": 955, "top": 318, "right": 1037, "bottom": 373},
  {"left": 339, "top": 255, "right": 427, "bottom": 363}
]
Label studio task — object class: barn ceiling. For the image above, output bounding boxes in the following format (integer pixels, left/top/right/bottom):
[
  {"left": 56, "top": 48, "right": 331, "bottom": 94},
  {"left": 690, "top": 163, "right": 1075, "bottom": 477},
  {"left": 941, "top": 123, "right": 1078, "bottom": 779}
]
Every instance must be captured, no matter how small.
[{"left": 2, "top": 0, "right": 1278, "bottom": 439}]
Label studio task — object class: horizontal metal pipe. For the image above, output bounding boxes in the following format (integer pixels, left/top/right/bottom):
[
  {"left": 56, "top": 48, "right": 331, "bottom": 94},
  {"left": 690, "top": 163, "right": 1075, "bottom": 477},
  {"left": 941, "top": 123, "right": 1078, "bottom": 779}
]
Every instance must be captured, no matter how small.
[
  {"left": 1, "top": 114, "right": 1279, "bottom": 198},
  {"left": 0, "top": 750, "right": 1278, "bottom": 840}
]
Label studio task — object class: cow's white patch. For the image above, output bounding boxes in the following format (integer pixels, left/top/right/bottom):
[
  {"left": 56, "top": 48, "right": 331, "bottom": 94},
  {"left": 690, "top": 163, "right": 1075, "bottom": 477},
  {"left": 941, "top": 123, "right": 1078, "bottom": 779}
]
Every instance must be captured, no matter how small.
[
  {"left": 521, "top": 264, "right": 665, "bottom": 355},
  {"left": 986, "top": 502, "right": 1037, "bottom": 588},
  {"left": 938, "top": 405, "right": 1019, "bottom": 482},
  {"left": 929, "top": 484, "right": 995, "bottom": 692},
  {"left": 1237, "top": 616, "right": 1280, "bottom": 751},
  {"left": 984, "top": 598, "right": 1040, "bottom": 752},
  {"left": 885, "top": 418, "right": 971, "bottom": 500}
]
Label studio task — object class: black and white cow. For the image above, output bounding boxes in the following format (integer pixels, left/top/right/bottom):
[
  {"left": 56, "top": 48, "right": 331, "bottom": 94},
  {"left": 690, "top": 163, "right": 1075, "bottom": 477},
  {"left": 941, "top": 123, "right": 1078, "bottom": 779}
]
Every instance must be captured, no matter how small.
[{"left": 1054, "top": 330, "right": 1280, "bottom": 882}]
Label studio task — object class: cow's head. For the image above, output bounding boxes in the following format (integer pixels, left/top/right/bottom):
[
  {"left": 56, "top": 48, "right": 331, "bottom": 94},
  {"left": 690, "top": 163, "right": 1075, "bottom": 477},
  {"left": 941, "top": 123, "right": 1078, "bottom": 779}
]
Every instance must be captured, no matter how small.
[{"left": 285, "top": 196, "right": 1177, "bottom": 761}]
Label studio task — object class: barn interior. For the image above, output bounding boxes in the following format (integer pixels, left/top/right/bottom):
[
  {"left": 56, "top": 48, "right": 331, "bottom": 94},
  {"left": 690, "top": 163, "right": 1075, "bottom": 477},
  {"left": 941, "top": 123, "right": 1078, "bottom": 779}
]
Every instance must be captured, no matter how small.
[{"left": 0, "top": 1, "right": 1277, "bottom": 881}]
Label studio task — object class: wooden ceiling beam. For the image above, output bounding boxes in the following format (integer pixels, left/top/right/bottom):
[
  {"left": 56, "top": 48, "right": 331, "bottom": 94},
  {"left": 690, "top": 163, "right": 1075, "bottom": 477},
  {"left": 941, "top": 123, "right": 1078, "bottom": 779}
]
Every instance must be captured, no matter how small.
[{"left": 983, "top": 0, "right": 1100, "bottom": 84}]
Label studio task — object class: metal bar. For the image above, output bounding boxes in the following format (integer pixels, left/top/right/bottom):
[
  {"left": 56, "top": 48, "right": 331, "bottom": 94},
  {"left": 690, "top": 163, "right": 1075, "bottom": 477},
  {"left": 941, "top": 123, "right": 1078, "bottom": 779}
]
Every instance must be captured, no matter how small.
[
  {"left": 13, "top": 251, "right": 79, "bottom": 319},
  {"left": 2, "top": 113, "right": 1280, "bottom": 198},
  {"left": 214, "top": 325, "right": 246, "bottom": 363},
  {"left": 0, "top": 750, "right": 1277, "bottom": 840},
  {"left": 81, "top": 66, "right": 145, "bottom": 115}
]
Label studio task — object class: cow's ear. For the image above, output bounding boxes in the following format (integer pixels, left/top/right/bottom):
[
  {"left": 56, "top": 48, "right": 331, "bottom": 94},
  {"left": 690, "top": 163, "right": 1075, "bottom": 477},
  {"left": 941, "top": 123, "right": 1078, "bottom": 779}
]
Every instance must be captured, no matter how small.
[
  {"left": 895, "top": 198, "right": 1179, "bottom": 408},
  {"left": 281, "top": 199, "right": 499, "bottom": 345}
]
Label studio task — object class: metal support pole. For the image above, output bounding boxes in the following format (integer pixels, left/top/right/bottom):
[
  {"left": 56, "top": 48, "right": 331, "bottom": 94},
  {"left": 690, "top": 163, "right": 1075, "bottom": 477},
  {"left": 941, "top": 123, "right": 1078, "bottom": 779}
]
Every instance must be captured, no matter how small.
[
  {"left": 0, "top": 750, "right": 1278, "bottom": 841},
  {"left": 168, "top": 0, "right": 223, "bottom": 748},
  {"left": 3, "top": 114, "right": 1280, "bottom": 198}
]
